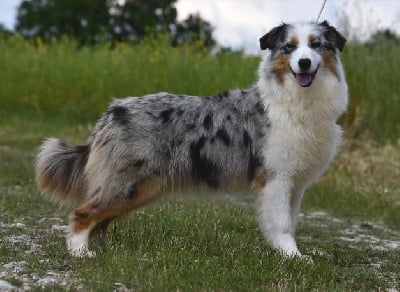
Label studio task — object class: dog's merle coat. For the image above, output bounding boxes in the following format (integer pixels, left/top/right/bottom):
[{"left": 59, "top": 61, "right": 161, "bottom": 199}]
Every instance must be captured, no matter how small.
[
  {"left": 36, "top": 20, "right": 348, "bottom": 258},
  {"left": 87, "top": 87, "right": 269, "bottom": 195}
]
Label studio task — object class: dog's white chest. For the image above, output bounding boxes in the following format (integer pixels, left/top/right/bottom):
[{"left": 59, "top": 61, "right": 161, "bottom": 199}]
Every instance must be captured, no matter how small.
[{"left": 263, "top": 103, "right": 340, "bottom": 178}]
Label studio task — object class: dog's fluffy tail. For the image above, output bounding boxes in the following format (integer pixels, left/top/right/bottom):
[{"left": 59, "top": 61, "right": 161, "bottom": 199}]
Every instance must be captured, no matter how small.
[{"left": 35, "top": 138, "right": 89, "bottom": 204}]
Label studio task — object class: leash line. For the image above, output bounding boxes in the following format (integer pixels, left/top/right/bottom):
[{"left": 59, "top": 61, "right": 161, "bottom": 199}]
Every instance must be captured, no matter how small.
[{"left": 316, "top": 0, "right": 328, "bottom": 22}]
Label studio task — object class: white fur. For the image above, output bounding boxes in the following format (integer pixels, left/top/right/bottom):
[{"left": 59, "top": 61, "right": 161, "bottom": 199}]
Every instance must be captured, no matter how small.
[
  {"left": 256, "top": 22, "right": 348, "bottom": 257},
  {"left": 67, "top": 226, "right": 96, "bottom": 258},
  {"left": 289, "top": 23, "right": 321, "bottom": 74}
]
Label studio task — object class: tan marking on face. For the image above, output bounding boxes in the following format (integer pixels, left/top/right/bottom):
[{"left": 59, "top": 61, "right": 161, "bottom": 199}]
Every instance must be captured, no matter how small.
[
  {"left": 308, "top": 34, "right": 316, "bottom": 44},
  {"left": 290, "top": 36, "right": 299, "bottom": 46},
  {"left": 272, "top": 55, "right": 291, "bottom": 84},
  {"left": 323, "top": 54, "right": 340, "bottom": 80}
]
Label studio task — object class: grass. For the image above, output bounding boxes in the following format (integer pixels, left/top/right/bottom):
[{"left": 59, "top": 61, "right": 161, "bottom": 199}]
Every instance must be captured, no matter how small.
[
  {"left": 0, "top": 35, "right": 257, "bottom": 124},
  {"left": 0, "top": 36, "right": 400, "bottom": 290},
  {"left": 340, "top": 40, "right": 400, "bottom": 142}
]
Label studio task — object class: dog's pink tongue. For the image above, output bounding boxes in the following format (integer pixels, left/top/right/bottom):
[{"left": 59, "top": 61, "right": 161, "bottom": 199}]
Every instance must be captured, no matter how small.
[{"left": 296, "top": 73, "right": 312, "bottom": 87}]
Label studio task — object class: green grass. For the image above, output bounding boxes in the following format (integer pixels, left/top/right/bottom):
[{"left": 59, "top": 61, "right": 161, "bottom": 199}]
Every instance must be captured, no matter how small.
[
  {"left": 1, "top": 37, "right": 400, "bottom": 290},
  {"left": 341, "top": 41, "right": 400, "bottom": 142},
  {"left": 0, "top": 35, "right": 257, "bottom": 124}
]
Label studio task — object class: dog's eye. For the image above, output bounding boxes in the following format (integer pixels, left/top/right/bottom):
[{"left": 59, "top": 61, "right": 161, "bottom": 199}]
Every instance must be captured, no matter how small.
[
  {"left": 282, "top": 43, "right": 296, "bottom": 53},
  {"left": 310, "top": 41, "right": 321, "bottom": 49}
]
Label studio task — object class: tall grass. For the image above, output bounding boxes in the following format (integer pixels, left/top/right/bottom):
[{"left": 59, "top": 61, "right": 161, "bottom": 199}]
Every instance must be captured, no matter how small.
[
  {"left": 0, "top": 35, "right": 257, "bottom": 123},
  {"left": 341, "top": 41, "right": 400, "bottom": 142},
  {"left": 1, "top": 35, "right": 399, "bottom": 141}
]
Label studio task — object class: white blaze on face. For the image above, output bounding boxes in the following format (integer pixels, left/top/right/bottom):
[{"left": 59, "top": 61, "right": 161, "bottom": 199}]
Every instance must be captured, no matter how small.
[{"left": 288, "top": 23, "right": 322, "bottom": 87}]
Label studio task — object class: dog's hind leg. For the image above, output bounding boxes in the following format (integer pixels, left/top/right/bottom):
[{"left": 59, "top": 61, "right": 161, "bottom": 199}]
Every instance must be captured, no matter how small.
[
  {"left": 67, "top": 201, "right": 104, "bottom": 258},
  {"left": 89, "top": 216, "right": 116, "bottom": 244},
  {"left": 66, "top": 180, "right": 161, "bottom": 257}
]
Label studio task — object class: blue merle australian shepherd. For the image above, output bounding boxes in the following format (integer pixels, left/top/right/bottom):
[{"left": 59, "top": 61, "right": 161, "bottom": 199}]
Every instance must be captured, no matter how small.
[{"left": 36, "top": 21, "right": 348, "bottom": 258}]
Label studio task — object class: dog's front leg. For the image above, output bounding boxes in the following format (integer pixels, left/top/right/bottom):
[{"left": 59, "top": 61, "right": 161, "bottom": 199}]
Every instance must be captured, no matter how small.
[
  {"left": 257, "top": 177, "right": 301, "bottom": 257},
  {"left": 290, "top": 185, "right": 306, "bottom": 237}
]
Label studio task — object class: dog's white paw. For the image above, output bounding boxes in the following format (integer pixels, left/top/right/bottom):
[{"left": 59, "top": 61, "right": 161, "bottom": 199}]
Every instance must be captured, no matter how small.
[
  {"left": 273, "top": 233, "right": 301, "bottom": 256},
  {"left": 67, "top": 228, "right": 95, "bottom": 258}
]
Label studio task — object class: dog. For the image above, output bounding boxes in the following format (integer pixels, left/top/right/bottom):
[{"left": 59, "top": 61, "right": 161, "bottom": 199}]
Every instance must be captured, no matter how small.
[{"left": 35, "top": 20, "right": 348, "bottom": 258}]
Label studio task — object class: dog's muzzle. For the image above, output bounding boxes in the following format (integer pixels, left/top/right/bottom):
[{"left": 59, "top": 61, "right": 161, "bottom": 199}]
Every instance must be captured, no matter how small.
[
  {"left": 290, "top": 66, "right": 319, "bottom": 87},
  {"left": 290, "top": 59, "right": 320, "bottom": 87}
]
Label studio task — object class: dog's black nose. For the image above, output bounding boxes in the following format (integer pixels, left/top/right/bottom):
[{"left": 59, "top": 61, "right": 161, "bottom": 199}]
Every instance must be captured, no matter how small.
[{"left": 298, "top": 58, "right": 311, "bottom": 71}]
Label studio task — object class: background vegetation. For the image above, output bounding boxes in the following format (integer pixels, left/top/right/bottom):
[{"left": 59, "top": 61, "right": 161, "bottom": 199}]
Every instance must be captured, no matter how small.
[
  {"left": 1, "top": 33, "right": 399, "bottom": 142},
  {"left": 14, "top": 0, "right": 215, "bottom": 47}
]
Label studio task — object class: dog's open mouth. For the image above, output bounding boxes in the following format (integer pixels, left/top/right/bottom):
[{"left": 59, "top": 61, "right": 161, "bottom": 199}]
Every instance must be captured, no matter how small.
[{"left": 291, "top": 66, "right": 319, "bottom": 87}]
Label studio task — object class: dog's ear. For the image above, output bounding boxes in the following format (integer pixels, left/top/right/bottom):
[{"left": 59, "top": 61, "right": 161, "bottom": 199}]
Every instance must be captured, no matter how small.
[
  {"left": 319, "top": 20, "right": 346, "bottom": 52},
  {"left": 259, "top": 23, "right": 288, "bottom": 50}
]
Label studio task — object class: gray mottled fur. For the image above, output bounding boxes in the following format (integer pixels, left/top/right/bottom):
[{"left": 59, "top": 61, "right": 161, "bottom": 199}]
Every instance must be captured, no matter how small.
[
  {"left": 86, "top": 87, "right": 269, "bottom": 200},
  {"left": 36, "top": 86, "right": 270, "bottom": 205}
]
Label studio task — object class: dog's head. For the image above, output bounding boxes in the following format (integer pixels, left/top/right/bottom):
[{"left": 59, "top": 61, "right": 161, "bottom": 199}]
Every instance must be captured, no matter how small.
[{"left": 259, "top": 21, "right": 346, "bottom": 87}]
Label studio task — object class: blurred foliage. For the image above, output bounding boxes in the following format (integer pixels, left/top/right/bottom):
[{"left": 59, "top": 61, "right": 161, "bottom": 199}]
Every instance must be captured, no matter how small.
[
  {"left": 171, "top": 13, "right": 215, "bottom": 48},
  {"left": 0, "top": 23, "right": 13, "bottom": 37},
  {"left": 15, "top": 0, "right": 215, "bottom": 48},
  {"left": 367, "top": 29, "right": 400, "bottom": 46}
]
